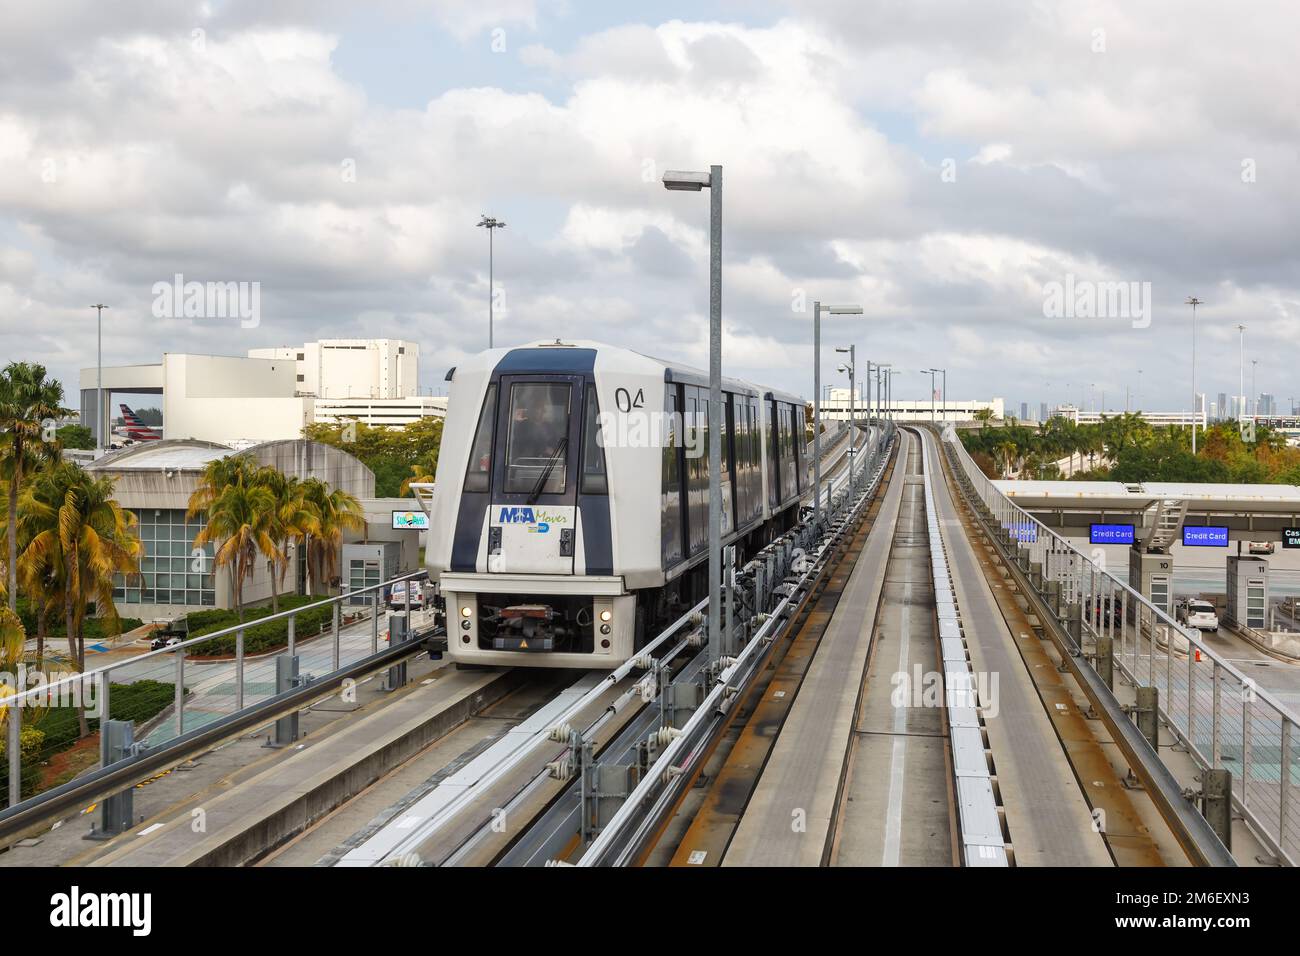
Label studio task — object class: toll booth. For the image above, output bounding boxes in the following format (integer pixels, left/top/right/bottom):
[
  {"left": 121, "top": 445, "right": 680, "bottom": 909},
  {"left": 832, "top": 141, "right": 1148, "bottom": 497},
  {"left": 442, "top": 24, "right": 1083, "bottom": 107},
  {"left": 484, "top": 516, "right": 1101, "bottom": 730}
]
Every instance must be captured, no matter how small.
[
  {"left": 343, "top": 541, "right": 401, "bottom": 606},
  {"left": 1129, "top": 548, "right": 1174, "bottom": 616},
  {"left": 1225, "top": 555, "right": 1269, "bottom": 630}
]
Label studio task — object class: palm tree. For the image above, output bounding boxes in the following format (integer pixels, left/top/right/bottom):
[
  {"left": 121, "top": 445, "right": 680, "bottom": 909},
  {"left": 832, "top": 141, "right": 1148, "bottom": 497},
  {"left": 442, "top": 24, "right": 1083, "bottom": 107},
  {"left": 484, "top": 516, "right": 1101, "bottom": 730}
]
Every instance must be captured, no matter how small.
[
  {"left": 18, "top": 463, "right": 140, "bottom": 736},
  {"left": 0, "top": 362, "right": 73, "bottom": 611},
  {"left": 399, "top": 454, "right": 438, "bottom": 496},
  {"left": 301, "top": 479, "right": 365, "bottom": 596},
  {"left": 254, "top": 468, "right": 318, "bottom": 612},
  {"left": 186, "top": 453, "right": 258, "bottom": 519},
  {"left": 193, "top": 482, "right": 276, "bottom": 622}
]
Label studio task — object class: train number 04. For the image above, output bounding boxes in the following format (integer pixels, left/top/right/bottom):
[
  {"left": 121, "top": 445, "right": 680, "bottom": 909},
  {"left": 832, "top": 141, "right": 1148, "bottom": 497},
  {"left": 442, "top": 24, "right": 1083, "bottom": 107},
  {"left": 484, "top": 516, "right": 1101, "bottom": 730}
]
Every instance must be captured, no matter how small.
[{"left": 614, "top": 387, "right": 645, "bottom": 412}]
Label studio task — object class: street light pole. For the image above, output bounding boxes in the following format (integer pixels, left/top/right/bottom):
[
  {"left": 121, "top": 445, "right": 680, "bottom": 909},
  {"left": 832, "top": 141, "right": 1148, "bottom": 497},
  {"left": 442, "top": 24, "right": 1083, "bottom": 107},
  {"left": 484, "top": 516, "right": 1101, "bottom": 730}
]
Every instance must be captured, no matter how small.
[
  {"left": 1251, "top": 359, "right": 1258, "bottom": 418},
  {"left": 814, "top": 301, "right": 821, "bottom": 522},
  {"left": 837, "top": 346, "right": 856, "bottom": 488},
  {"left": 477, "top": 216, "right": 506, "bottom": 349},
  {"left": 663, "top": 167, "right": 723, "bottom": 662},
  {"left": 1187, "top": 296, "right": 1202, "bottom": 452},
  {"left": 1237, "top": 324, "right": 1246, "bottom": 423},
  {"left": 91, "top": 304, "right": 108, "bottom": 451},
  {"left": 813, "top": 303, "right": 862, "bottom": 521},
  {"left": 924, "top": 368, "right": 939, "bottom": 425}
]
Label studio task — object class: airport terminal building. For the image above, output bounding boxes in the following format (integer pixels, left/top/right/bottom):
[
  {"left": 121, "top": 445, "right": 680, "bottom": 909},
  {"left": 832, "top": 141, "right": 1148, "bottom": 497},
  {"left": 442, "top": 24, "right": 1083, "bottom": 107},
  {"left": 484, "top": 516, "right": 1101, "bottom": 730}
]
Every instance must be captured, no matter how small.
[{"left": 89, "top": 438, "right": 419, "bottom": 622}]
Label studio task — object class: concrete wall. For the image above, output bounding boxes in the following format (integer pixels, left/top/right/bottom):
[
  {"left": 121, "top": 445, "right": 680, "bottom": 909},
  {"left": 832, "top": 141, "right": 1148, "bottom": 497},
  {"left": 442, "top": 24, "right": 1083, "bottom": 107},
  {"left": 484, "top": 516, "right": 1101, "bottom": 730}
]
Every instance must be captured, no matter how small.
[{"left": 163, "top": 354, "right": 311, "bottom": 445}]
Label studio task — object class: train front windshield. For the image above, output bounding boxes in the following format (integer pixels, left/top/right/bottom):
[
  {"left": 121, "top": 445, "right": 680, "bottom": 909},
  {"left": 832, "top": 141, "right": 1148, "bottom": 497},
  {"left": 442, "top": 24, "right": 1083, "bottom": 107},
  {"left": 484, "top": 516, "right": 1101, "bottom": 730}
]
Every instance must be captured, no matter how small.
[{"left": 504, "top": 382, "right": 571, "bottom": 495}]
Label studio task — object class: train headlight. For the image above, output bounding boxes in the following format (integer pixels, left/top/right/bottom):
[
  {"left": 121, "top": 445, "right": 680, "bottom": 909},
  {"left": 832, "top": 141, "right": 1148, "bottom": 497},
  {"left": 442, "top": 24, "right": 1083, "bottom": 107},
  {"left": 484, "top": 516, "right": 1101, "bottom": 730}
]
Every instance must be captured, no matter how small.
[
  {"left": 599, "top": 609, "right": 612, "bottom": 623},
  {"left": 460, "top": 606, "right": 473, "bottom": 618},
  {"left": 600, "top": 623, "right": 612, "bottom": 635}
]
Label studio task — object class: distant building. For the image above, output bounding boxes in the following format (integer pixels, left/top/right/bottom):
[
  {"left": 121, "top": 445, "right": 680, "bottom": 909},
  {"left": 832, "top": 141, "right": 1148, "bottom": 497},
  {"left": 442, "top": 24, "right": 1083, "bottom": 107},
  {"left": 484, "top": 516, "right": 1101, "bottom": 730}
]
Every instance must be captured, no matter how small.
[
  {"left": 1019, "top": 402, "right": 1029, "bottom": 421},
  {"left": 1260, "top": 393, "right": 1276, "bottom": 417},
  {"left": 312, "top": 395, "right": 448, "bottom": 429},
  {"left": 80, "top": 353, "right": 312, "bottom": 448},
  {"left": 81, "top": 340, "right": 440, "bottom": 449},
  {"left": 247, "top": 338, "right": 419, "bottom": 399},
  {"left": 1054, "top": 404, "right": 1206, "bottom": 428},
  {"left": 89, "top": 438, "right": 417, "bottom": 620},
  {"left": 1217, "top": 392, "right": 1228, "bottom": 421},
  {"left": 1040, "top": 402, "right": 1049, "bottom": 422},
  {"left": 824, "top": 388, "right": 1004, "bottom": 423}
]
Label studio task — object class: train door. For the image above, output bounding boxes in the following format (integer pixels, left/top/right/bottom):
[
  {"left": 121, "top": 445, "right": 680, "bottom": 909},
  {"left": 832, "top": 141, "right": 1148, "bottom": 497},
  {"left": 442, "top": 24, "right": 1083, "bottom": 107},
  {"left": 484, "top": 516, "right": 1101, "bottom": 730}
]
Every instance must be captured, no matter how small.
[{"left": 487, "top": 374, "right": 584, "bottom": 574}]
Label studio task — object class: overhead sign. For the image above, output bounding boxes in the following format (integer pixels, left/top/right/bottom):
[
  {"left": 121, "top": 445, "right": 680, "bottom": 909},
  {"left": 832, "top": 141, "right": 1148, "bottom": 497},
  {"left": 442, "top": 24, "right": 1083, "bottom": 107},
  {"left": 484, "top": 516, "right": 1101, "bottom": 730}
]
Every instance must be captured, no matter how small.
[
  {"left": 1183, "top": 525, "right": 1228, "bottom": 548},
  {"left": 1090, "top": 523, "right": 1135, "bottom": 545},
  {"left": 1004, "top": 521, "right": 1038, "bottom": 543},
  {"left": 1282, "top": 528, "right": 1300, "bottom": 549},
  {"left": 392, "top": 510, "right": 430, "bottom": 531}
]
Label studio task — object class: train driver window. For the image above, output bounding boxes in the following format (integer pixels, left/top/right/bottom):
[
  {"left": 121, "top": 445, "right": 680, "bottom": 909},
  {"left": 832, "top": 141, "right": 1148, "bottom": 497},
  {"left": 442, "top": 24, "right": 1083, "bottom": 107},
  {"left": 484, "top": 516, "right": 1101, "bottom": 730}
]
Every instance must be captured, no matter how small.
[
  {"left": 505, "top": 382, "right": 571, "bottom": 495},
  {"left": 463, "top": 384, "right": 497, "bottom": 492}
]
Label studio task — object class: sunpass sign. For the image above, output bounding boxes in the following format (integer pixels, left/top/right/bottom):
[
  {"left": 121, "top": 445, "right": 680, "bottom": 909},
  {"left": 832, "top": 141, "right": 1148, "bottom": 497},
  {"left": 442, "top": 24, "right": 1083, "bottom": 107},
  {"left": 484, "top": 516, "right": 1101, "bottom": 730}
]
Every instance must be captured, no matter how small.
[
  {"left": 1090, "top": 523, "right": 1135, "bottom": 545},
  {"left": 1183, "top": 526, "right": 1229, "bottom": 548}
]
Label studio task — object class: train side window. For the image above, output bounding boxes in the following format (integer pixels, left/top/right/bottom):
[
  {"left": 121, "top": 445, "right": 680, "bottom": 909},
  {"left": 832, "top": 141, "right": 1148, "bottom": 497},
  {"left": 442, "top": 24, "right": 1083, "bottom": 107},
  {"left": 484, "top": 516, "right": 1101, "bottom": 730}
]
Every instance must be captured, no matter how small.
[
  {"left": 580, "top": 384, "right": 607, "bottom": 494},
  {"left": 463, "top": 384, "right": 497, "bottom": 493},
  {"left": 662, "top": 387, "right": 684, "bottom": 566}
]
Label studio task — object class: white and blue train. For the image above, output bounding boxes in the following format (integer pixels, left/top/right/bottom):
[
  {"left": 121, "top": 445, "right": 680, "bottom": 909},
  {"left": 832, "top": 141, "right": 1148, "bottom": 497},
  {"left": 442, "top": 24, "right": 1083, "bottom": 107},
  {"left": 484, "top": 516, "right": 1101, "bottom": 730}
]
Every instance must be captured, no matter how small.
[{"left": 426, "top": 339, "right": 809, "bottom": 669}]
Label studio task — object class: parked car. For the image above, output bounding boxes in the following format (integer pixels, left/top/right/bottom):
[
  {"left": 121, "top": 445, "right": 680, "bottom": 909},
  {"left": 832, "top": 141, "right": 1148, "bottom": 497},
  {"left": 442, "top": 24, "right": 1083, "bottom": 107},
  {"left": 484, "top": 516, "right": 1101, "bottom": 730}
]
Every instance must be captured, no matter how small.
[
  {"left": 1176, "top": 598, "right": 1219, "bottom": 632},
  {"left": 150, "top": 615, "right": 189, "bottom": 650},
  {"left": 1248, "top": 540, "right": 1275, "bottom": 555}
]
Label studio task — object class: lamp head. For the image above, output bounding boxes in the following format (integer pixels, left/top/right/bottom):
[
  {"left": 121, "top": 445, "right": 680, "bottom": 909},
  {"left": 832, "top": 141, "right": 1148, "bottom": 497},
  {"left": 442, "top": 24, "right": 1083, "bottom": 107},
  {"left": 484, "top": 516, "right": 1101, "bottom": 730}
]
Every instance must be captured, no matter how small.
[{"left": 662, "top": 170, "right": 711, "bottom": 191}]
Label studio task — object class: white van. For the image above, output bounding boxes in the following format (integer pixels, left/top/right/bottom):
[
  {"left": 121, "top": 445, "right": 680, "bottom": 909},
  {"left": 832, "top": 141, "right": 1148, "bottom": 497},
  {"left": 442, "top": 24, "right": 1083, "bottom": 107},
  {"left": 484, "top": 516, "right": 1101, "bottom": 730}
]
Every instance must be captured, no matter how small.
[
  {"left": 388, "top": 580, "right": 425, "bottom": 610},
  {"left": 1176, "top": 598, "right": 1219, "bottom": 632}
]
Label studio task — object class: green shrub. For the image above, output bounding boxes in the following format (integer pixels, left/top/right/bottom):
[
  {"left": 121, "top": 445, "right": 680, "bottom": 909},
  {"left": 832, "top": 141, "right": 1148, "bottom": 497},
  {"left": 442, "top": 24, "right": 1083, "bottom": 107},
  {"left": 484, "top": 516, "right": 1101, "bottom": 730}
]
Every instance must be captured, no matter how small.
[
  {"left": 186, "top": 595, "right": 335, "bottom": 657},
  {"left": 31, "top": 679, "right": 179, "bottom": 754},
  {"left": 0, "top": 725, "right": 46, "bottom": 797}
]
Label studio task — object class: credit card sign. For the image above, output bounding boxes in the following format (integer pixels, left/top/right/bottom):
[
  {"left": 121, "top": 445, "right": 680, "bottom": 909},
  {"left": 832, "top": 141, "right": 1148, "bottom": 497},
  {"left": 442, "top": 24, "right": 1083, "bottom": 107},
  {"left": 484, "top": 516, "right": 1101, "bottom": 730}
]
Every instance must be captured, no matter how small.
[
  {"left": 1183, "top": 526, "right": 1228, "bottom": 547},
  {"left": 1090, "top": 523, "right": 1135, "bottom": 545}
]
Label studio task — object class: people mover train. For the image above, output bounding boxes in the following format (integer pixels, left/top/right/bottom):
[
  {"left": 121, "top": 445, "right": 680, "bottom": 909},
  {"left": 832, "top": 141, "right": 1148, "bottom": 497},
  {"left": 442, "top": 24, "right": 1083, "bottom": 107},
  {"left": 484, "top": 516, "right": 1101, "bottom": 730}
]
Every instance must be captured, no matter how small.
[{"left": 425, "top": 339, "right": 810, "bottom": 669}]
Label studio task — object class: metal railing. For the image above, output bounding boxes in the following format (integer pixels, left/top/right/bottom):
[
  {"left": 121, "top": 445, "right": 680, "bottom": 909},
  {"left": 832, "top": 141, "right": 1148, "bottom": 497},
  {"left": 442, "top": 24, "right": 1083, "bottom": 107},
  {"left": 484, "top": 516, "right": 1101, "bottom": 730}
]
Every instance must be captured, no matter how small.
[
  {"left": 577, "top": 422, "right": 896, "bottom": 865},
  {"left": 4, "top": 568, "right": 433, "bottom": 809},
  {"left": 941, "top": 425, "right": 1297, "bottom": 866}
]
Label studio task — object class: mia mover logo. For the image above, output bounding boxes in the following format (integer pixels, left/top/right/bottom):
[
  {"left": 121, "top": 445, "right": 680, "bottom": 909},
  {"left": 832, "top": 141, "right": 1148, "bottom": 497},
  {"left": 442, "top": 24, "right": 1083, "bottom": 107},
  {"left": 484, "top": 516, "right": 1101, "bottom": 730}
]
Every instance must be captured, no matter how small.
[{"left": 49, "top": 887, "right": 151, "bottom": 936}]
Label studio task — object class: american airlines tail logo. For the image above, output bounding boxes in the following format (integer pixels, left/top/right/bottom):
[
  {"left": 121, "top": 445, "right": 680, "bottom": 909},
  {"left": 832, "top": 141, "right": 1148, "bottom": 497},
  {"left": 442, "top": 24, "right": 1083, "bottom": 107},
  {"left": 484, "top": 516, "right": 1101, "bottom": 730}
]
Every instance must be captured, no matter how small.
[{"left": 118, "top": 404, "right": 162, "bottom": 441}]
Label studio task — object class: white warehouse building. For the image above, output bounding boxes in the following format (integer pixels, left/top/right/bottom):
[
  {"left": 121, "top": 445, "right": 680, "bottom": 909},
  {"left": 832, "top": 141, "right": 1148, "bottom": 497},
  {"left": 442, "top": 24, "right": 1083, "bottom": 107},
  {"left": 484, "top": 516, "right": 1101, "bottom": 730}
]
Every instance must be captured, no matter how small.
[
  {"left": 822, "top": 387, "right": 1004, "bottom": 423},
  {"left": 247, "top": 338, "right": 420, "bottom": 399},
  {"left": 80, "top": 339, "right": 442, "bottom": 449}
]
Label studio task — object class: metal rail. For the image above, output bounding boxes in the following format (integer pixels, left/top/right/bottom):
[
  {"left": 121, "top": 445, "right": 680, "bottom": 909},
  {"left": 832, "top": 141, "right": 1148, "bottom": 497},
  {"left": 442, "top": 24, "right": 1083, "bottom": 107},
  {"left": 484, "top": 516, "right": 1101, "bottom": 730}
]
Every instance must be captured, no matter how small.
[
  {"left": 575, "top": 424, "right": 897, "bottom": 866},
  {"left": 915, "top": 428, "right": 1007, "bottom": 866},
  {"left": 0, "top": 632, "right": 428, "bottom": 840},
  {"left": 3, "top": 568, "right": 432, "bottom": 816},
  {"left": 937, "top": 425, "right": 1273, "bottom": 866}
]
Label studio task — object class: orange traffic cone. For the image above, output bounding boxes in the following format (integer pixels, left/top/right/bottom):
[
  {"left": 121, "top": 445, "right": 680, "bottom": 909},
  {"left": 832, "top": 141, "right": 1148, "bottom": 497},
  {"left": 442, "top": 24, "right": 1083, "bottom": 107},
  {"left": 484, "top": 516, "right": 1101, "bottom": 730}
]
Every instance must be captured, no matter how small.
[{"left": 1194, "top": 648, "right": 1202, "bottom": 662}]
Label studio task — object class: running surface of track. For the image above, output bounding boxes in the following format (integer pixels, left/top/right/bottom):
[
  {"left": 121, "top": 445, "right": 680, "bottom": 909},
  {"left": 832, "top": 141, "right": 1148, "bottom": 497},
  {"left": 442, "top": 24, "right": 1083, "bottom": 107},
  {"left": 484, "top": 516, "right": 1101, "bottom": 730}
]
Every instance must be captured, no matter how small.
[
  {"left": 919, "top": 429, "right": 1111, "bottom": 866},
  {"left": 720, "top": 428, "right": 1113, "bottom": 866},
  {"left": 723, "top": 430, "right": 913, "bottom": 866}
]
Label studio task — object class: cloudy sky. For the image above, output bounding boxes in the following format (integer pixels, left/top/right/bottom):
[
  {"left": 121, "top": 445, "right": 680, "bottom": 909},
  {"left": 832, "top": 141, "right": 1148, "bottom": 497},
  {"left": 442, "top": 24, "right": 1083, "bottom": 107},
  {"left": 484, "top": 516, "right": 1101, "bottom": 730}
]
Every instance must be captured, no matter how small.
[{"left": 2, "top": 0, "right": 1298, "bottom": 415}]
